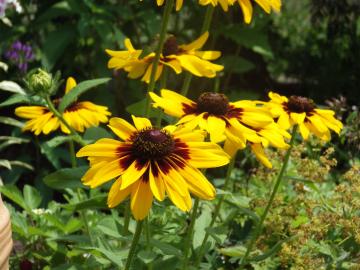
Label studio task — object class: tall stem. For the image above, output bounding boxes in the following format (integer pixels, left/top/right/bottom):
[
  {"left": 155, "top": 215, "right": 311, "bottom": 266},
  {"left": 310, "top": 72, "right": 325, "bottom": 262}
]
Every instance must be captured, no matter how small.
[
  {"left": 182, "top": 198, "right": 200, "bottom": 270},
  {"left": 68, "top": 140, "right": 77, "bottom": 168},
  {"left": 123, "top": 201, "right": 131, "bottom": 235},
  {"left": 145, "top": 217, "right": 153, "bottom": 270},
  {"left": 124, "top": 220, "right": 144, "bottom": 270},
  {"left": 195, "top": 157, "right": 236, "bottom": 266},
  {"left": 45, "top": 96, "right": 86, "bottom": 146},
  {"left": 144, "top": 0, "right": 174, "bottom": 116},
  {"left": 180, "top": 5, "right": 215, "bottom": 97},
  {"left": 238, "top": 126, "right": 298, "bottom": 269}
]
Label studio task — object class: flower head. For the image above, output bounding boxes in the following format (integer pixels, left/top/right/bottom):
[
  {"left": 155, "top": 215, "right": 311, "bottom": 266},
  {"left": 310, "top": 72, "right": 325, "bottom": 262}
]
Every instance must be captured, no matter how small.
[
  {"left": 156, "top": 0, "right": 183, "bottom": 11},
  {"left": 76, "top": 116, "right": 230, "bottom": 220},
  {"left": 5, "top": 41, "right": 34, "bottom": 73},
  {"left": 150, "top": 89, "right": 290, "bottom": 168},
  {"left": 199, "top": 0, "right": 281, "bottom": 24},
  {"left": 15, "top": 77, "right": 111, "bottom": 135},
  {"left": 265, "top": 92, "right": 343, "bottom": 141},
  {"left": 0, "top": 0, "right": 22, "bottom": 17},
  {"left": 106, "top": 32, "right": 223, "bottom": 83}
]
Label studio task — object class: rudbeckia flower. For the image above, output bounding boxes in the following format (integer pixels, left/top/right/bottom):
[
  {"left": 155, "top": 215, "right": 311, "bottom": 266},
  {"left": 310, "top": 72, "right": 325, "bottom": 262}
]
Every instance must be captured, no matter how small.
[
  {"left": 265, "top": 92, "right": 343, "bottom": 141},
  {"left": 15, "top": 77, "right": 111, "bottom": 135},
  {"left": 106, "top": 32, "right": 223, "bottom": 83},
  {"left": 76, "top": 116, "right": 230, "bottom": 220},
  {"left": 199, "top": 0, "right": 281, "bottom": 24},
  {"left": 150, "top": 89, "right": 290, "bottom": 168}
]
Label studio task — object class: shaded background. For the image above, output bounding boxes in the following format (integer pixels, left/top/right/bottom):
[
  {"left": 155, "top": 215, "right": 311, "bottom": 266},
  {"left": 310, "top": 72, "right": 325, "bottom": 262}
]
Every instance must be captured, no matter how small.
[{"left": 1, "top": 0, "right": 359, "bottom": 191}]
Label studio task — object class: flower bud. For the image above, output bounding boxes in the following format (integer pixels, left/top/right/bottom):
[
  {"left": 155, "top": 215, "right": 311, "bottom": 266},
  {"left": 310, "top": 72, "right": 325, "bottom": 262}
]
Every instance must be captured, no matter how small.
[{"left": 25, "top": 68, "right": 61, "bottom": 97}]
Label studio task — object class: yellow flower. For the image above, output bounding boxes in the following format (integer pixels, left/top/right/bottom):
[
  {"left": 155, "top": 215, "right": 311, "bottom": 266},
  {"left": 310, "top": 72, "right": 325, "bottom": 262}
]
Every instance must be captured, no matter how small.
[
  {"left": 199, "top": 0, "right": 281, "bottom": 24},
  {"left": 15, "top": 77, "right": 111, "bottom": 135},
  {"left": 265, "top": 92, "right": 343, "bottom": 141},
  {"left": 106, "top": 32, "right": 223, "bottom": 83},
  {"left": 150, "top": 89, "right": 290, "bottom": 168},
  {"left": 76, "top": 116, "right": 230, "bottom": 220}
]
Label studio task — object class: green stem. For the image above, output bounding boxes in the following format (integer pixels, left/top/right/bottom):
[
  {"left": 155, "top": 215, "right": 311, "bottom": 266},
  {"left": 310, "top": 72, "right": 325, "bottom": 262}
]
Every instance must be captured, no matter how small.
[
  {"left": 238, "top": 126, "right": 298, "bottom": 269},
  {"left": 201, "top": 5, "right": 215, "bottom": 34},
  {"left": 180, "top": 73, "right": 192, "bottom": 97},
  {"left": 76, "top": 189, "right": 94, "bottom": 246},
  {"left": 182, "top": 198, "right": 200, "bottom": 270},
  {"left": 125, "top": 220, "right": 144, "bottom": 270},
  {"left": 156, "top": 67, "right": 169, "bottom": 126},
  {"left": 179, "top": 5, "right": 215, "bottom": 97},
  {"left": 144, "top": 0, "right": 174, "bottom": 117},
  {"left": 123, "top": 202, "right": 131, "bottom": 235},
  {"left": 45, "top": 96, "right": 86, "bottom": 146},
  {"left": 145, "top": 217, "right": 153, "bottom": 270},
  {"left": 68, "top": 140, "right": 77, "bottom": 168},
  {"left": 195, "top": 157, "right": 236, "bottom": 266}
]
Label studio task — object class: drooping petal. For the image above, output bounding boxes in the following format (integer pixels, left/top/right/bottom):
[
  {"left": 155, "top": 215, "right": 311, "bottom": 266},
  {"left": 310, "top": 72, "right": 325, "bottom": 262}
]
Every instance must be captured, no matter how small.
[
  {"left": 107, "top": 178, "right": 132, "bottom": 208},
  {"left": 131, "top": 180, "right": 153, "bottom": 220}
]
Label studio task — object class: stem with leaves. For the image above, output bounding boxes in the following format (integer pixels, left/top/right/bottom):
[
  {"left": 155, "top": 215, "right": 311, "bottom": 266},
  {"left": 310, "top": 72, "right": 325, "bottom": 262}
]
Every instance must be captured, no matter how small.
[{"left": 238, "top": 126, "right": 298, "bottom": 269}]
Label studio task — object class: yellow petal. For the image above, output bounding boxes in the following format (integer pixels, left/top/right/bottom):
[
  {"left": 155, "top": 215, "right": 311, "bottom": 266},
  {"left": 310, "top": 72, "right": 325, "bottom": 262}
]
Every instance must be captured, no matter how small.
[
  {"left": 250, "top": 143, "right": 272, "bottom": 168},
  {"left": 149, "top": 165, "right": 165, "bottom": 201},
  {"left": 120, "top": 160, "right": 149, "bottom": 190},
  {"left": 65, "top": 77, "right": 77, "bottom": 94},
  {"left": 131, "top": 115, "right": 152, "bottom": 130},
  {"left": 238, "top": 0, "right": 253, "bottom": 24},
  {"left": 180, "top": 32, "right": 209, "bottom": 51},
  {"left": 107, "top": 178, "right": 132, "bottom": 208},
  {"left": 131, "top": 180, "right": 153, "bottom": 220},
  {"left": 108, "top": 117, "right": 136, "bottom": 141}
]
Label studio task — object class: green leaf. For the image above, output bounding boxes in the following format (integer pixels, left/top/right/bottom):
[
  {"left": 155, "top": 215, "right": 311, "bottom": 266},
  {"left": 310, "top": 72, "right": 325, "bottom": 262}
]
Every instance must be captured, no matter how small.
[
  {"left": 137, "top": 250, "right": 157, "bottom": 264},
  {"left": 83, "top": 126, "right": 113, "bottom": 141},
  {"left": 0, "top": 160, "right": 12, "bottom": 170},
  {"left": 0, "top": 185, "right": 28, "bottom": 210},
  {"left": 193, "top": 204, "right": 212, "bottom": 249},
  {"left": 0, "top": 94, "right": 45, "bottom": 108},
  {"left": 58, "top": 78, "right": 111, "bottom": 113},
  {"left": 23, "top": 185, "right": 42, "bottom": 209},
  {"left": 43, "top": 167, "right": 88, "bottom": 190},
  {"left": 290, "top": 215, "right": 309, "bottom": 229},
  {"left": 218, "top": 245, "right": 246, "bottom": 257},
  {"left": 126, "top": 98, "right": 159, "bottom": 118},
  {"left": 150, "top": 239, "right": 182, "bottom": 257},
  {"left": 41, "top": 25, "right": 77, "bottom": 70},
  {"left": 0, "top": 81, "right": 25, "bottom": 94},
  {"left": 9, "top": 161, "right": 34, "bottom": 171},
  {"left": 43, "top": 136, "right": 72, "bottom": 148},
  {"left": 0, "top": 116, "right": 24, "bottom": 128},
  {"left": 65, "top": 195, "right": 107, "bottom": 211},
  {"left": 0, "top": 136, "right": 29, "bottom": 151},
  {"left": 64, "top": 218, "right": 83, "bottom": 234},
  {"left": 221, "top": 56, "right": 255, "bottom": 73}
]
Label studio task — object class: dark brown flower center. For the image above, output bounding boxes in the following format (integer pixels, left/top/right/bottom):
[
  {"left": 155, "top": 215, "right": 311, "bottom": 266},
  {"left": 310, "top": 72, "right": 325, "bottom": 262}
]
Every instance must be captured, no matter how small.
[
  {"left": 132, "top": 128, "right": 174, "bottom": 159},
  {"left": 163, "top": 36, "right": 181, "bottom": 57},
  {"left": 286, "top": 96, "right": 315, "bottom": 113},
  {"left": 197, "top": 92, "right": 229, "bottom": 115}
]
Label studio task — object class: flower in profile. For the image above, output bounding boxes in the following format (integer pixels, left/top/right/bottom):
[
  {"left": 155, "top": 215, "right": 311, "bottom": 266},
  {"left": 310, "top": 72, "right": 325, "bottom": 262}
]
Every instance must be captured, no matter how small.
[
  {"left": 106, "top": 32, "right": 223, "bottom": 83},
  {"left": 76, "top": 116, "right": 230, "bottom": 220},
  {"left": 5, "top": 41, "right": 34, "bottom": 73},
  {"left": 198, "top": 0, "right": 281, "bottom": 24},
  {"left": 150, "top": 89, "right": 290, "bottom": 168},
  {"left": 265, "top": 92, "right": 343, "bottom": 141},
  {"left": 15, "top": 77, "right": 111, "bottom": 135}
]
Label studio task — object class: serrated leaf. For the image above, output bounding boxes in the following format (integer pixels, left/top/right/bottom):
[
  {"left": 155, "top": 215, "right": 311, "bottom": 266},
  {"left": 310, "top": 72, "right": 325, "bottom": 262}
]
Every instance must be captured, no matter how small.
[
  {"left": 43, "top": 167, "right": 88, "bottom": 190},
  {"left": 58, "top": 78, "right": 111, "bottom": 113},
  {"left": 0, "top": 81, "right": 25, "bottom": 94},
  {"left": 23, "top": 185, "right": 42, "bottom": 209}
]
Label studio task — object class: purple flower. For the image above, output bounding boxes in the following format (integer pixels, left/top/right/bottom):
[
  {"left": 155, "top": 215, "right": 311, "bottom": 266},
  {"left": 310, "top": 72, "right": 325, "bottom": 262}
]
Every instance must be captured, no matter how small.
[{"left": 4, "top": 41, "right": 34, "bottom": 73}]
